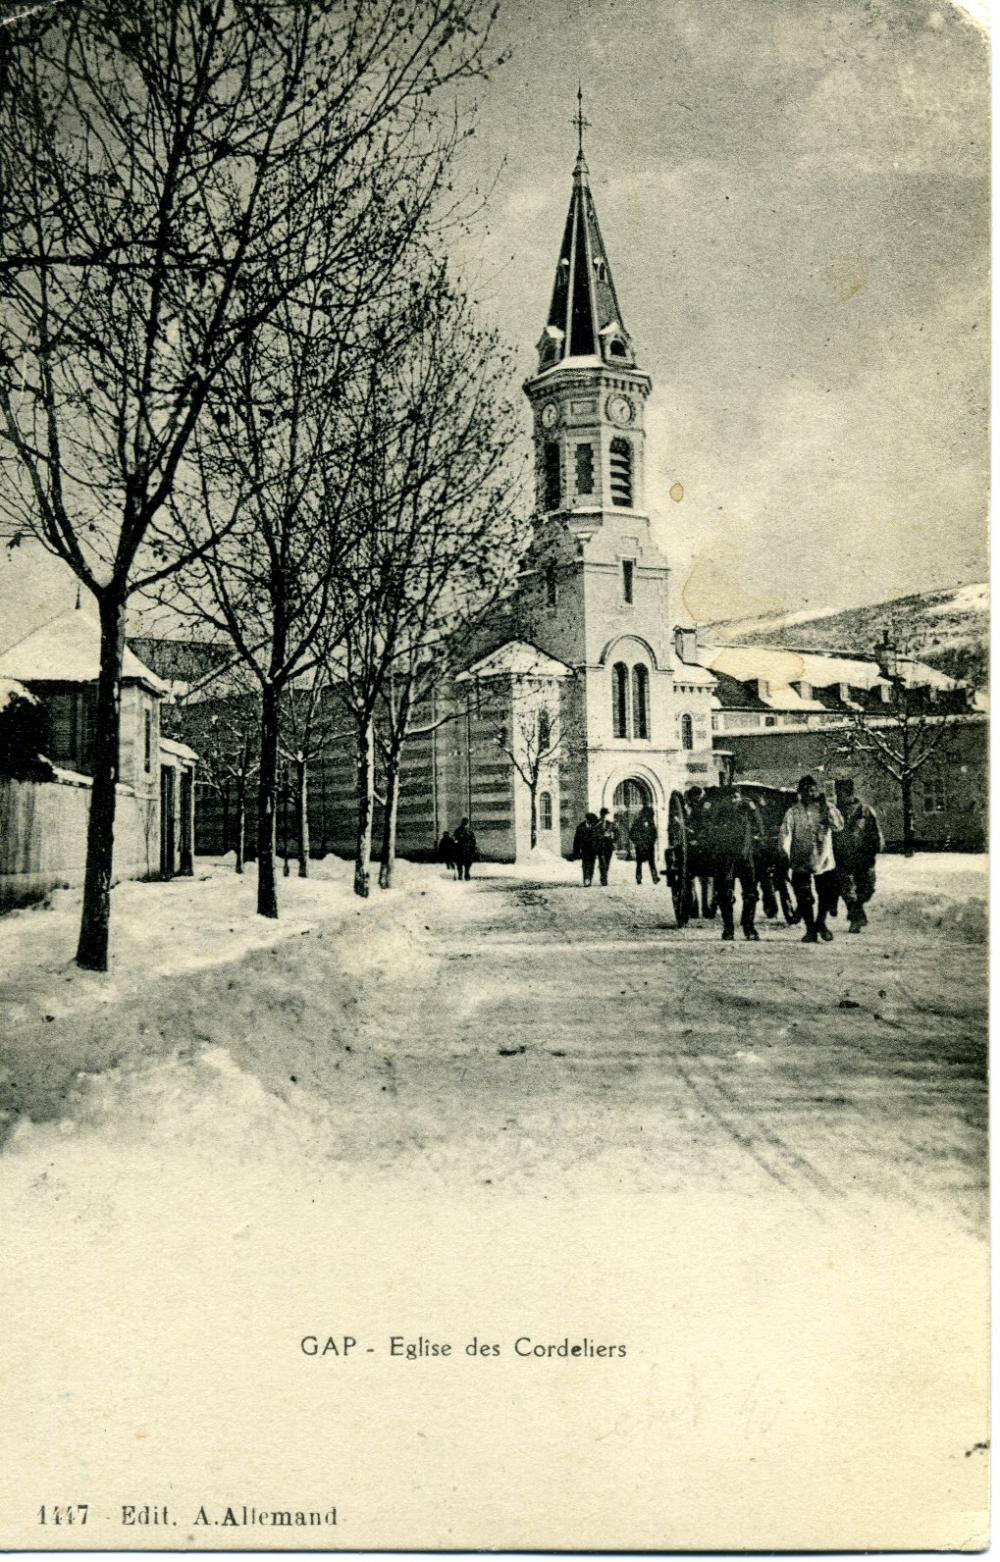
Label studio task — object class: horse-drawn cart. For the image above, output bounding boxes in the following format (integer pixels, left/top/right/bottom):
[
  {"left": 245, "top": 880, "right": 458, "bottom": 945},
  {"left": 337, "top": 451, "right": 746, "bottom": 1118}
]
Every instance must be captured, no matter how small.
[{"left": 664, "top": 783, "right": 799, "bottom": 929}]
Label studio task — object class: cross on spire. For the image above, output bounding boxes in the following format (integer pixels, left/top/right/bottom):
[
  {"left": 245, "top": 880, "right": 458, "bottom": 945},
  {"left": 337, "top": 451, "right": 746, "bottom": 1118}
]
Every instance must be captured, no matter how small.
[{"left": 571, "top": 84, "right": 590, "bottom": 160}]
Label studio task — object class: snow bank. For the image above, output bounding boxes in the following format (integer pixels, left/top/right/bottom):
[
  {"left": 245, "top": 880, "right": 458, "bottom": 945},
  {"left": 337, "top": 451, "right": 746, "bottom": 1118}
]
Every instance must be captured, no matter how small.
[{"left": 875, "top": 853, "right": 986, "bottom": 942}]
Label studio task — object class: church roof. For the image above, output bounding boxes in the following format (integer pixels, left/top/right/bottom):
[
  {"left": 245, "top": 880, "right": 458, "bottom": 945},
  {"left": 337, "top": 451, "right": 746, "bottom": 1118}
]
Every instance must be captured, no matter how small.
[
  {"left": 456, "top": 640, "right": 574, "bottom": 683},
  {"left": 540, "top": 115, "right": 634, "bottom": 368}
]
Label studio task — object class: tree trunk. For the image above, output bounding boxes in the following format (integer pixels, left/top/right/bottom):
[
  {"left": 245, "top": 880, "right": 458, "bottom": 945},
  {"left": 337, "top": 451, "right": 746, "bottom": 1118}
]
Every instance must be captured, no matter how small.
[
  {"left": 901, "top": 772, "right": 915, "bottom": 858},
  {"left": 75, "top": 593, "right": 126, "bottom": 971},
  {"left": 296, "top": 757, "right": 309, "bottom": 878},
  {"left": 235, "top": 777, "right": 246, "bottom": 874},
  {"left": 378, "top": 746, "right": 401, "bottom": 889},
  {"left": 529, "top": 785, "right": 538, "bottom": 850},
  {"left": 354, "top": 712, "right": 375, "bottom": 898},
  {"left": 256, "top": 683, "right": 281, "bottom": 917}
]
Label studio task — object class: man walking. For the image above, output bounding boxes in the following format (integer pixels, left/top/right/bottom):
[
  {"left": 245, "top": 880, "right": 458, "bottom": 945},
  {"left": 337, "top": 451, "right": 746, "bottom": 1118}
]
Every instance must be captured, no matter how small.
[
  {"left": 630, "top": 804, "right": 659, "bottom": 885},
  {"left": 596, "top": 807, "right": 617, "bottom": 887},
  {"left": 778, "top": 776, "right": 844, "bottom": 942},
  {"left": 452, "top": 817, "right": 477, "bottom": 881},
  {"left": 571, "top": 812, "right": 600, "bottom": 886},
  {"left": 834, "top": 781, "right": 884, "bottom": 933},
  {"left": 710, "top": 786, "right": 759, "bottom": 942}
]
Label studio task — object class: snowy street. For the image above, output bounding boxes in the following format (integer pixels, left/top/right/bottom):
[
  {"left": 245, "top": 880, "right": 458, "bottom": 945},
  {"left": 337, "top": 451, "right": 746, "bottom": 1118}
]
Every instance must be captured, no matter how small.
[
  {"left": 0, "top": 853, "right": 988, "bottom": 1551},
  {"left": 0, "top": 851, "right": 987, "bottom": 1222}
]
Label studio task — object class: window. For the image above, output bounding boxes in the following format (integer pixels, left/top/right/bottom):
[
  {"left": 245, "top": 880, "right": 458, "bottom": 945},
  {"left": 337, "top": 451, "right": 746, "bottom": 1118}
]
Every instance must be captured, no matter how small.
[
  {"left": 608, "top": 338, "right": 626, "bottom": 358},
  {"left": 543, "top": 442, "right": 561, "bottom": 511},
  {"left": 922, "top": 771, "right": 947, "bottom": 813},
  {"left": 538, "top": 709, "right": 552, "bottom": 751},
  {"left": 609, "top": 437, "right": 633, "bottom": 506},
  {"left": 545, "top": 561, "right": 558, "bottom": 608},
  {"left": 622, "top": 559, "right": 634, "bottom": 603},
  {"left": 144, "top": 708, "right": 153, "bottom": 773},
  {"left": 539, "top": 791, "right": 553, "bottom": 831},
  {"left": 680, "top": 713, "right": 694, "bottom": 750},
  {"left": 632, "top": 665, "right": 650, "bottom": 739},
  {"left": 612, "top": 662, "right": 629, "bottom": 738},
  {"left": 45, "top": 687, "right": 96, "bottom": 773},
  {"left": 574, "top": 442, "right": 594, "bottom": 495}
]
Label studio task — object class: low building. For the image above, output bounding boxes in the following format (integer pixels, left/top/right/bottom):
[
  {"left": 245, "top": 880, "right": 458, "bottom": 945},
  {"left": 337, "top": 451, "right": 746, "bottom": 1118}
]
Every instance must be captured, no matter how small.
[
  {"left": 690, "top": 637, "right": 986, "bottom": 852},
  {"left": 0, "top": 606, "right": 197, "bottom": 907}
]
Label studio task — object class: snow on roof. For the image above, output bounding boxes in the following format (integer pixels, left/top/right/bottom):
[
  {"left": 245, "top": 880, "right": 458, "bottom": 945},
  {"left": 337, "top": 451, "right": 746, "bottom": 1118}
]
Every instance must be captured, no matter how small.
[
  {"left": 533, "top": 354, "right": 605, "bottom": 377},
  {"left": 0, "top": 676, "right": 37, "bottom": 712},
  {"left": 700, "top": 643, "right": 885, "bottom": 691},
  {"left": 160, "top": 736, "right": 198, "bottom": 763},
  {"left": 0, "top": 607, "right": 168, "bottom": 693},
  {"left": 456, "top": 640, "right": 573, "bottom": 683}
]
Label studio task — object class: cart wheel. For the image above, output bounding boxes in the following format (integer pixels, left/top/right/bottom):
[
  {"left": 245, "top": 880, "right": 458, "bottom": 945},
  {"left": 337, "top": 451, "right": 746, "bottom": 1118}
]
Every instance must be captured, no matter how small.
[{"left": 666, "top": 790, "right": 690, "bottom": 928}]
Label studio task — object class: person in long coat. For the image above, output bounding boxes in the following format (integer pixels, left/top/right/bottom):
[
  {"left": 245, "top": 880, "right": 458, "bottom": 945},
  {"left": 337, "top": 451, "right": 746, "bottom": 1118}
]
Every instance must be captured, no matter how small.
[
  {"left": 452, "top": 818, "right": 477, "bottom": 880},
  {"left": 436, "top": 831, "right": 456, "bottom": 876},
  {"left": 629, "top": 805, "right": 660, "bottom": 885},
  {"left": 571, "top": 812, "right": 600, "bottom": 886},
  {"left": 705, "top": 787, "right": 759, "bottom": 941},
  {"left": 596, "top": 807, "right": 618, "bottom": 887},
  {"left": 778, "top": 776, "right": 844, "bottom": 942},
  {"left": 834, "top": 783, "right": 884, "bottom": 933}
]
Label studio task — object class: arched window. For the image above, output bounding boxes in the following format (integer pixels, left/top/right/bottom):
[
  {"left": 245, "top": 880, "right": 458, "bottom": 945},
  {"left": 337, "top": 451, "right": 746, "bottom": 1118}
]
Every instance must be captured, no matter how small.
[
  {"left": 632, "top": 665, "right": 650, "bottom": 739},
  {"left": 680, "top": 713, "right": 694, "bottom": 750},
  {"left": 609, "top": 437, "right": 633, "bottom": 507},
  {"left": 543, "top": 442, "right": 561, "bottom": 511},
  {"left": 608, "top": 339, "right": 626, "bottom": 358},
  {"left": 612, "top": 662, "right": 629, "bottom": 738},
  {"left": 545, "top": 561, "right": 557, "bottom": 608},
  {"left": 539, "top": 791, "right": 553, "bottom": 831}
]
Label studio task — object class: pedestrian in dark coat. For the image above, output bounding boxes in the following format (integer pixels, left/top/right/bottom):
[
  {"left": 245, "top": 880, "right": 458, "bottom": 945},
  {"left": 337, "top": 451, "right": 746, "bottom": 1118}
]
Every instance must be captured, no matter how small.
[
  {"left": 453, "top": 818, "right": 477, "bottom": 880},
  {"left": 630, "top": 805, "right": 660, "bottom": 884},
  {"left": 437, "top": 831, "right": 456, "bottom": 875},
  {"left": 596, "top": 807, "right": 617, "bottom": 886},
  {"left": 834, "top": 787, "right": 884, "bottom": 933},
  {"left": 705, "top": 788, "right": 759, "bottom": 941},
  {"left": 571, "top": 812, "right": 600, "bottom": 886}
]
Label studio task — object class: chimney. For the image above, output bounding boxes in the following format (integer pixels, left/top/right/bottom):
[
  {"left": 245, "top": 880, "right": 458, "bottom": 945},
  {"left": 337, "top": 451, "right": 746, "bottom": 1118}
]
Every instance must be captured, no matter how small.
[
  {"left": 673, "top": 625, "right": 699, "bottom": 664},
  {"left": 791, "top": 680, "right": 812, "bottom": 700}
]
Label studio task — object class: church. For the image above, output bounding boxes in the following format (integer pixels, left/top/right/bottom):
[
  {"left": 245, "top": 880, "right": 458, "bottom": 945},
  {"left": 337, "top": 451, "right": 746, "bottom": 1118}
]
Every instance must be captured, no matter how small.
[{"left": 389, "top": 124, "right": 723, "bottom": 862}]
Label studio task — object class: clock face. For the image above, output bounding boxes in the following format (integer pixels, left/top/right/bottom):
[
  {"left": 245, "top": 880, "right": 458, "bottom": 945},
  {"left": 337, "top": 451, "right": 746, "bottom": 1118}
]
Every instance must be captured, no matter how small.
[
  {"left": 540, "top": 401, "right": 559, "bottom": 429},
  {"left": 606, "top": 394, "right": 635, "bottom": 427}
]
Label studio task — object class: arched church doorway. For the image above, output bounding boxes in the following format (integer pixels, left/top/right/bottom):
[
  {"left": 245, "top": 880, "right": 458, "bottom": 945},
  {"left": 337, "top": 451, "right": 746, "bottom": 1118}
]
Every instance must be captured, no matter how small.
[{"left": 612, "top": 777, "right": 653, "bottom": 859}]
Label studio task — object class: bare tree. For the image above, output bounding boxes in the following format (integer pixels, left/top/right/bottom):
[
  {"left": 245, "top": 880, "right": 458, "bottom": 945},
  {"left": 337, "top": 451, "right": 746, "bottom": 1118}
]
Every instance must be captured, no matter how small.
[
  {"left": 490, "top": 693, "right": 564, "bottom": 851},
  {"left": 825, "top": 638, "right": 970, "bottom": 856},
  {"left": 331, "top": 274, "right": 526, "bottom": 896},
  {"left": 279, "top": 668, "right": 345, "bottom": 878},
  {"left": 0, "top": 0, "right": 501, "bottom": 964},
  {"left": 163, "top": 678, "right": 259, "bottom": 872}
]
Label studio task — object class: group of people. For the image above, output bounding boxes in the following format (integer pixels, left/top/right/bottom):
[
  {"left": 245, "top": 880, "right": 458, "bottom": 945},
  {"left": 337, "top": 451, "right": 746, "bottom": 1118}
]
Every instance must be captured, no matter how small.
[
  {"left": 436, "top": 818, "right": 477, "bottom": 880},
  {"left": 571, "top": 804, "right": 660, "bottom": 886},
  {"left": 570, "top": 776, "right": 884, "bottom": 945},
  {"left": 437, "top": 776, "right": 884, "bottom": 946},
  {"left": 777, "top": 774, "right": 884, "bottom": 943},
  {"left": 684, "top": 774, "right": 884, "bottom": 944}
]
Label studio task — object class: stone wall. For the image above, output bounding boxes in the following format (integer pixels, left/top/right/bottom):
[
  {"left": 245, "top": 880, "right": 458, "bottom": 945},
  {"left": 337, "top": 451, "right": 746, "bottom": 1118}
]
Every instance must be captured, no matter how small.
[{"left": 0, "top": 772, "right": 159, "bottom": 910}]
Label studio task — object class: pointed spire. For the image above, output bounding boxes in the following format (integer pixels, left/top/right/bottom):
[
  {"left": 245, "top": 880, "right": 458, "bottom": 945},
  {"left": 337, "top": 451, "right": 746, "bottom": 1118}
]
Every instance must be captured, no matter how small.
[{"left": 537, "top": 96, "right": 635, "bottom": 371}]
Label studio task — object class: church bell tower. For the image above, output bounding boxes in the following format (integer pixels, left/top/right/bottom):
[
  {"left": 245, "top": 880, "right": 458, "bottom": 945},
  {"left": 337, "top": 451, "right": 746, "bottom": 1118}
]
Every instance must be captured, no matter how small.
[{"left": 518, "top": 95, "right": 715, "bottom": 847}]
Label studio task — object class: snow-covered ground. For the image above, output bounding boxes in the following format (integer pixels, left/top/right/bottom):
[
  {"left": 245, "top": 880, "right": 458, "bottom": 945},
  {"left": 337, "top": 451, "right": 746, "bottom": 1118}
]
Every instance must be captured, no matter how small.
[{"left": 0, "top": 851, "right": 987, "bottom": 1550}]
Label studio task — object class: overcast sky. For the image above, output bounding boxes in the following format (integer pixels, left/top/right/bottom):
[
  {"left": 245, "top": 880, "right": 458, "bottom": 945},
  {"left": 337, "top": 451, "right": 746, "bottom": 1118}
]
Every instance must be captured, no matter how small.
[
  {"left": 0, "top": 0, "right": 989, "bottom": 641},
  {"left": 451, "top": 0, "right": 990, "bottom": 624}
]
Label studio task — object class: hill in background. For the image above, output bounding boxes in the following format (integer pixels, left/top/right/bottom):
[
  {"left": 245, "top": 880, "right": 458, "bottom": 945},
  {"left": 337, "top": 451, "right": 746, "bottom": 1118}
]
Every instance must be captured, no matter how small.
[{"left": 706, "top": 582, "right": 988, "bottom": 691}]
